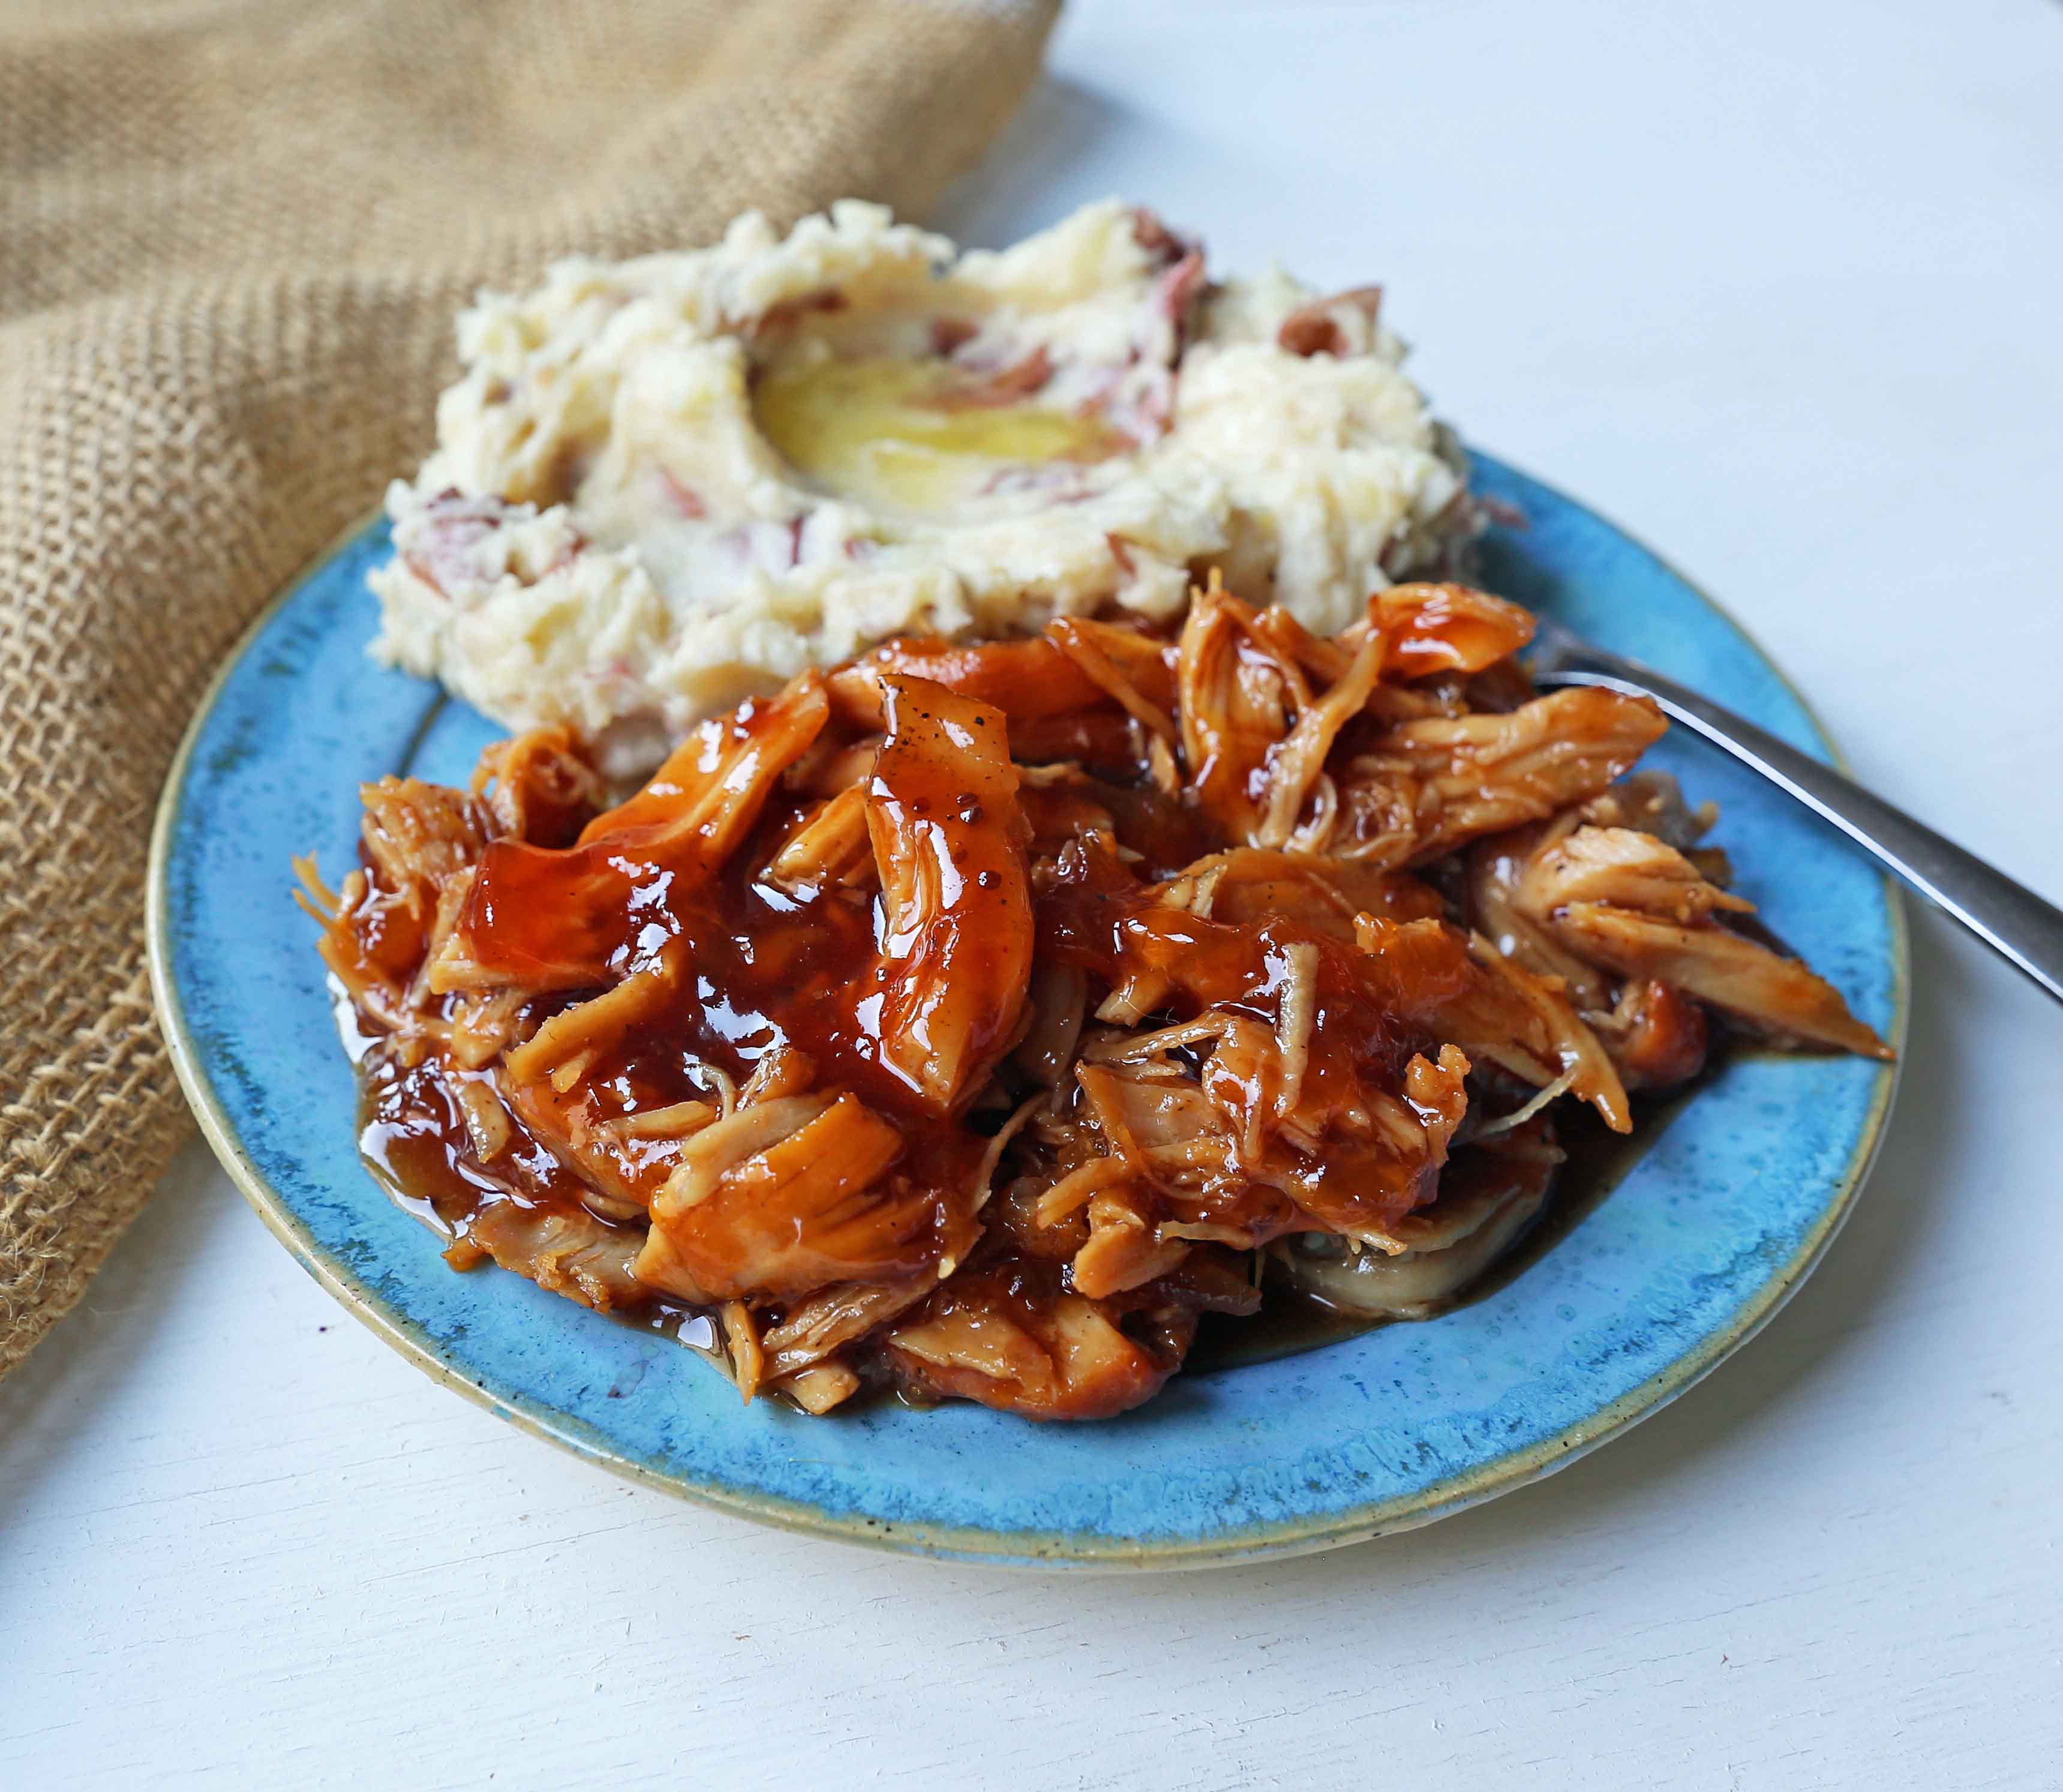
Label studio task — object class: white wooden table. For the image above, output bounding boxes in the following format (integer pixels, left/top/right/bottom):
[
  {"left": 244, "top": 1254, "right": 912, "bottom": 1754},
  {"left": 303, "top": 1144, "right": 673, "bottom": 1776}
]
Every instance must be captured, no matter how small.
[{"left": 7, "top": 2, "right": 2061, "bottom": 1785}]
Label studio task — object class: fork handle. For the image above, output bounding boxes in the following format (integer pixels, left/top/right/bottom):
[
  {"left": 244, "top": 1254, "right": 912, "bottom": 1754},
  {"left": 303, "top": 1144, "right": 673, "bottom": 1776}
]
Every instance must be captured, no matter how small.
[{"left": 1535, "top": 659, "right": 2063, "bottom": 1006}]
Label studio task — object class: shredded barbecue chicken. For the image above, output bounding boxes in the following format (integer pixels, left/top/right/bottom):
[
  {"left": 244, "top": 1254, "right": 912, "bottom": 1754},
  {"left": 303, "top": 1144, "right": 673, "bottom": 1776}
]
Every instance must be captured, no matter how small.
[{"left": 299, "top": 578, "right": 1890, "bottom": 1419}]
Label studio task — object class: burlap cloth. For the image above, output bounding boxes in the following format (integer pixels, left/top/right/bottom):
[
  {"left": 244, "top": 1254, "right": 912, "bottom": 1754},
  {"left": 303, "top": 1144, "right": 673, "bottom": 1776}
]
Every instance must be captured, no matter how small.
[{"left": 0, "top": 0, "right": 1059, "bottom": 1378}]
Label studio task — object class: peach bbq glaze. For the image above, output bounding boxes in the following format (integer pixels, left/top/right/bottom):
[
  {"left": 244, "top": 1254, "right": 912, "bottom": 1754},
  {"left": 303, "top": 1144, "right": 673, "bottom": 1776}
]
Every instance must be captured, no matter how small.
[{"left": 298, "top": 580, "right": 1889, "bottom": 1421}]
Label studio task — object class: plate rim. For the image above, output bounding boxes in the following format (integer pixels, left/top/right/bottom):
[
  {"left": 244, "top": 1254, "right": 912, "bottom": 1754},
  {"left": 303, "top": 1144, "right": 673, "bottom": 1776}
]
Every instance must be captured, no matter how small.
[{"left": 146, "top": 458, "right": 1909, "bottom": 1569}]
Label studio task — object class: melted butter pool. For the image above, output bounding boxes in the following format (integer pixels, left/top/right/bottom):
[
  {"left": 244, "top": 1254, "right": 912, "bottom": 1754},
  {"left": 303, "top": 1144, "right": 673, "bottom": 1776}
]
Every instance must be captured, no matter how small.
[{"left": 752, "top": 355, "right": 1127, "bottom": 514}]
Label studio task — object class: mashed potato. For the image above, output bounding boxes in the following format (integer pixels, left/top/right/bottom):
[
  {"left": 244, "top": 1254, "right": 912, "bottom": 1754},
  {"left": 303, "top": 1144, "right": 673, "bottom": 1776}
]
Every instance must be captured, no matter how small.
[{"left": 370, "top": 199, "right": 1475, "bottom": 764}]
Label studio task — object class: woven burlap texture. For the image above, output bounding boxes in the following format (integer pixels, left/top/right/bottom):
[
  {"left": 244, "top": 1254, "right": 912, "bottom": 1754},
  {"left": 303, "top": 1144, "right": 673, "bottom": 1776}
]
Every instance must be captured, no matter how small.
[{"left": 0, "top": 0, "right": 1059, "bottom": 1378}]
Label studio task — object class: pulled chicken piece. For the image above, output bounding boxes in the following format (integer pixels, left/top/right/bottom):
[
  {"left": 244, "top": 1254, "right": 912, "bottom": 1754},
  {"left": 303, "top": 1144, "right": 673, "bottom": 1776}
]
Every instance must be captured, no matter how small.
[
  {"left": 885, "top": 1256, "right": 1196, "bottom": 1421},
  {"left": 866, "top": 674, "right": 1035, "bottom": 1114},
  {"left": 1519, "top": 825, "right": 1890, "bottom": 1059}
]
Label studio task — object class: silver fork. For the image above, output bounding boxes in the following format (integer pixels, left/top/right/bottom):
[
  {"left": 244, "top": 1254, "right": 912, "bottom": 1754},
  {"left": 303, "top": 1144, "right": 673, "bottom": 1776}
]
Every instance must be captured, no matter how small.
[{"left": 1524, "top": 613, "right": 2063, "bottom": 1005}]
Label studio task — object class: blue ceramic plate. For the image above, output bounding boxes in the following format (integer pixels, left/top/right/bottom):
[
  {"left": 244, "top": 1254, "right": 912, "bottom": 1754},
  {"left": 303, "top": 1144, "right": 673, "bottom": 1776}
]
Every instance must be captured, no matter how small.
[{"left": 148, "top": 454, "right": 1905, "bottom": 1568}]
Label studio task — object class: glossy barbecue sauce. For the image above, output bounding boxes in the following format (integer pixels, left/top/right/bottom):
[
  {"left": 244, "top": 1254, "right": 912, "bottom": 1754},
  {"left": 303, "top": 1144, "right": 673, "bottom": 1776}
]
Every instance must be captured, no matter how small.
[
  {"left": 346, "top": 660, "right": 1717, "bottom": 1394},
  {"left": 356, "top": 679, "right": 1033, "bottom": 1331},
  {"left": 358, "top": 1024, "right": 1715, "bottom": 1380},
  {"left": 464, "top": 686, "right": 1008, "bottom": 1108}
]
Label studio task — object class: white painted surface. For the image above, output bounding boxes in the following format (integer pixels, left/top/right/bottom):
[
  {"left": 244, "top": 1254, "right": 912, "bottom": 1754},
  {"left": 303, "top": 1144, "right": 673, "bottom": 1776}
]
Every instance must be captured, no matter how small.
[{"left": 6, "top": 2, "right": 2061, "bottom": 1785}]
